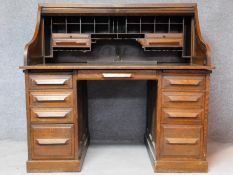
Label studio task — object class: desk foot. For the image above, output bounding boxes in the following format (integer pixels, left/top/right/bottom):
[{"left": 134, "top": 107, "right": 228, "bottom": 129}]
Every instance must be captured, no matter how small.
[
  {"left": 154, "top": 160, "right": 208, "bottom": 173},
  {"left": 27, "top": 160, "right": 82, "bottom": 172},
  {"left": 145, "top": 134, "right": 208, "bottom": 173}
]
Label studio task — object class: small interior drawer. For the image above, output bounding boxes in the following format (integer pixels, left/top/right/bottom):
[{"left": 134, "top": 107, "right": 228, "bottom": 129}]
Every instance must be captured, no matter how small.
[
  {"left": 31, "top": 124, "right": 74, "bottom": 160},
  {"left": 52, "top": 33, "right": 91, "bottom": 48},
  {"left": 162, "top": 108, "right": 203, "bottom": 124},
  {"left": 31, "top": 108, "right": 73, "bottom": 123},
  {"left": 77, "top": 70, "right": 158, "bottom": 80},
  {"left": 29, "top": 74, "right": 72, "bottom": 89},
  {"left": 162, "top": 75, "right": 205, "bottom": 91},
  {"left": 137, "top": 33, "right": 183, "bottom": 48},
  {"left": 30, "top": 90, "right": 73, "bottom": 107},
  {"left": 162, "top": 92, "right": 204, "bottom": 108},
  {"left": 160, "top": 124, "right": 202, "bottom": 158}
]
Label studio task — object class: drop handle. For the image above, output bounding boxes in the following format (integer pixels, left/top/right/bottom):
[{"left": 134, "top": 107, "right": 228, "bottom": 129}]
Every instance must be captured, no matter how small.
[{"left": 102, "top": 73, "right": 132, "bottom": 78}]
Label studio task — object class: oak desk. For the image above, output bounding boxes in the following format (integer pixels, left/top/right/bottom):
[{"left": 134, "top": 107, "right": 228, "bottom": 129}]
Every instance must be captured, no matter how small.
[{"left": 20, "top": 3, "right": 214, "bottom": 173}]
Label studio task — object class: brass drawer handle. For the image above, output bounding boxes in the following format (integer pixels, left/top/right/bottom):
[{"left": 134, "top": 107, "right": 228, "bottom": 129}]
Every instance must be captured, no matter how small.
[
  {"left": 166, "top": 138, "right": 198, "bottom": 145},
  {"left": 34, "top": 110, "right": 70, "bottom": 118},
  {"left": 168, "top": 95, "right": 201, "bottom": 102},
  {"left": 34, "top": 95, "right": 68, "bottom": 102},
  {"left": 168, "top": 79, "right": 202, "bottom": 86},
  {"left": 102, "top": 73, "right": 132, "bottom": 78},
  {"left": 36, "top": 139, "right": 69, "bottom": 145},
  {"left": 34, "top": 79, "right": 68, "bottom": 85},
  {"left": 166, "top": 111, "right": 199, "bottom": 118}
]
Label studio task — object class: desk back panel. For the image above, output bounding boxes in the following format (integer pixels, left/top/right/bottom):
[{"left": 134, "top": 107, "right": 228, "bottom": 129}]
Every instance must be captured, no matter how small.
[{"left": 87, "top": 80, "right": 147, "bottom": 143}]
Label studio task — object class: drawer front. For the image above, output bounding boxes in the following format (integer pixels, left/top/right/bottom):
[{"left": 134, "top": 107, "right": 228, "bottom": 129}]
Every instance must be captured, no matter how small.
[
  {"left": 162, "top": 92, "right": 204, "bottom": 108},
  {"left": 31, "top": 124, "right": 74, "bottom": 160},
  {"left": 31, "top": 108, "right": 73, "bottom": 123},
  {"left": 162, "top": 75, "right": 205, "bottom": 91},
  {"left": 160, "top": 125, "right": 202, "bottom": 158},
  {"left": 29, "top": 74, "right": 72, "bottom": 89},
  {"left": 77, "top": 70, "right": 158, "bottom": 80},
  {"left": 137, "top": 33, "right": 183, "bottom": 48},
  {"left": 162, "top": 108, "right": 203, "bottom": 124},
  {"left": 30, "top": 90, "right": 73, "bottom": 107},
  {"left": 52, "top": 38, "right": 91, "bottom": 48},
  {"left": 52, "top": 33, "right": 91, "bottom": 48}
]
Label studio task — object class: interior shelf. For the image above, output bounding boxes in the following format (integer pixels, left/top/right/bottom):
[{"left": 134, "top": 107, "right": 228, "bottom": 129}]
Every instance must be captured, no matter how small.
[
  {"left": 43, "top": 15, "right": 192, "bottom": 64},
  {"left": 50, "top": 16, "right": 184, "bottom": 35}
]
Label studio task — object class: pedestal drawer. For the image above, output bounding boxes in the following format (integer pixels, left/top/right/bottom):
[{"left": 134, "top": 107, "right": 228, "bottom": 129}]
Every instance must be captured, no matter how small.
[
  {"left": 31, "top": 124, "right": 74, "bottom": 160},
  {"left": 29, "top": 74, "right": 72, "bottom": 89},
  {"left": 162, "top": 108, "right": 203, "bottom": 124},
  {"left": 162, "top": 75, "right": 205, "bottom": 91},
  {"left": 160, "top": 124, "right": 202, "bottom": 159},
  {"left": 30, "top": 90, "right": 73, "bottom": 107},
  {"left": 31, "top": 108, "right": 73, "bottom": 123},
  {"left": 162, "top": 92, "right": 204, "bottom": 108}
]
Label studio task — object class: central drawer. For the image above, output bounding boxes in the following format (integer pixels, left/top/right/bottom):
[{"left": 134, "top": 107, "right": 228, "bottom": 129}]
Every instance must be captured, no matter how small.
[
  {"left": 31, "top": 124, "right": 74, "bottom": 160},
  {"left": 30, "top": 90, "right": 73, "bottom": 107},
  {"left": 76, "top": 70, "right": 158, "bottom": 80}
]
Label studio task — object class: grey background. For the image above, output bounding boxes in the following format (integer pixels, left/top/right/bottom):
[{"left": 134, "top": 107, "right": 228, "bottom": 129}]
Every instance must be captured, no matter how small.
[{"left": 0, "top": 0, "right": 233, "bottom": 142}]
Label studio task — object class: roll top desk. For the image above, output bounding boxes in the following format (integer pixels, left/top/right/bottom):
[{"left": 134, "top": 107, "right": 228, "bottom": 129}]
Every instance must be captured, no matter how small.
[{"left": 20, "top": 3, "right": 214, "bottom": 173}]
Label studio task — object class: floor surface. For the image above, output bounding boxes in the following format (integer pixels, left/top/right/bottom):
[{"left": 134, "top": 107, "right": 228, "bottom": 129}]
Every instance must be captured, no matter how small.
[{"left": 0, "top": 141, "right": 232, "bottom": 175}]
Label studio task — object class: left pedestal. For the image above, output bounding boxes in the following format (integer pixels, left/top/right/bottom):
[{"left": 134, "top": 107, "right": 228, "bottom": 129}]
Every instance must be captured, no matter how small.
[{"left": 25, "top": 72, "right": 88, "bottom": 172}]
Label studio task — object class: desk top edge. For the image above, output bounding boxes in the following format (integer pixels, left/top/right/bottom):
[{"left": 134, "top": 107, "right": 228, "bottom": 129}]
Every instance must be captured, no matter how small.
[
  {"left": 19, "top": 64, "right": 214, "bottom": 71},
  {"left": 39, "top": 3, "right": 197, "bottom": 8}
]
